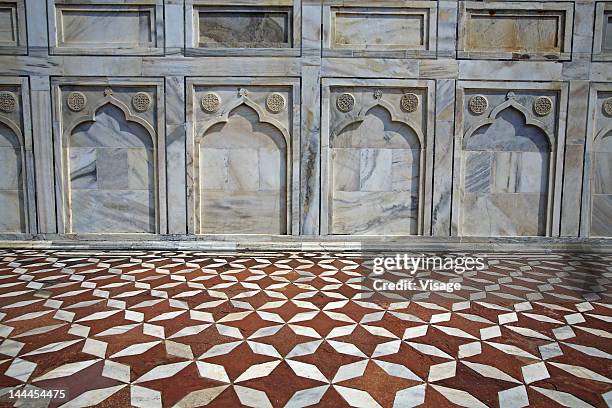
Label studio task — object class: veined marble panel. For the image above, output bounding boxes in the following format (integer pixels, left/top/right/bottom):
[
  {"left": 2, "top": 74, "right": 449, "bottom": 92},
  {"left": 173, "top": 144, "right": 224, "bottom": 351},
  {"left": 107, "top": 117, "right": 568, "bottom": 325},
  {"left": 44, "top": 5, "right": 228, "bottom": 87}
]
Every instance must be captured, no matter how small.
[
  {"left": 0, "top": 0, "right": 26, "bottom": 54},
  {"left": 323, "top": 2, "right": 437, "bottom": 58},
  {"left": 583, "top": 86, "right": 612, "bottom": 237},
  {"left": 69, "top": 106, "right": 155, "bottom": 233},
  {"left": 458, "top": 2, "right": 573, "bottom": 60},
  {"left": 455, "top": 83, "right": 567, "bottom": 238},
  {"left": 50, "top": 2, "right": 164, "bottom": 55},
  {"left": 186, "top": 2, "right": 300, "bottom": 56},
  {"left": 0, "top": 124, "right": 24, "bottom": 232},
  {"left": 0, "top": 79, "right": 34, "bottom": 234},
  {"left": 53, "top": 79, "right": 166, "bottom": 234},
  {"left": 188, "top": 80, "right": 299, "bottom": 235},
  {"left": 322, "top": 81, "right": 434, "bottom": 236},
  {"left": 593, "top": 3, "right": 612, "bottom": 61}
]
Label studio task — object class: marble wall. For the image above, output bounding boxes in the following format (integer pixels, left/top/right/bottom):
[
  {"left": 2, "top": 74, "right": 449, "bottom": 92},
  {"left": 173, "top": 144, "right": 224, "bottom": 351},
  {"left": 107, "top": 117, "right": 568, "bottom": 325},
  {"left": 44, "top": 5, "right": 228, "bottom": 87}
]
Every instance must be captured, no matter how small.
[{"left": 0, "top": 0, "right": 610, "bottom": 241}]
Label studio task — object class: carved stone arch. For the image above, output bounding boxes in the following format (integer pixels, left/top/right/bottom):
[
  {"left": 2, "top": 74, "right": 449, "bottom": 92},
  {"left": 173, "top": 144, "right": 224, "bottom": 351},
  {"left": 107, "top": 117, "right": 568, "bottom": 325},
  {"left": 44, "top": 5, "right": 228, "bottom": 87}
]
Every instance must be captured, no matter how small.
[
  {"left": 460, "top": 104, "right": 553, "bottom": 237},
  {"left": 594, "top": 125, "right": 612, "bottom": 144},
  {"left": 64, "top": 96, "right": 157, "bottom": 148},
  {"left": 588, "top": 126, "right": 612, "bottom": 237},
  {"left": 328, "top": 104, "right": 424, "bottom": 235},
  {"left": 464, "top": 101, "right": 554, "bottom": 150},
  {"left": 195, "top": 103, "right": 290, "bottom": 234},
  {"left": 0, "top": 120, "right": 26, "bottom": 233},
  {"left": 197, "top": 96, "right": 291, "bottom": 148},
  {"left": 332, "top": 102, "right": 424, "bottom": 149},
  {"left": 65, "top": 102, "right": 157, "bottom": 234},
  {"left": 0, "top": 116, "right": 24, "bottom": 146}
]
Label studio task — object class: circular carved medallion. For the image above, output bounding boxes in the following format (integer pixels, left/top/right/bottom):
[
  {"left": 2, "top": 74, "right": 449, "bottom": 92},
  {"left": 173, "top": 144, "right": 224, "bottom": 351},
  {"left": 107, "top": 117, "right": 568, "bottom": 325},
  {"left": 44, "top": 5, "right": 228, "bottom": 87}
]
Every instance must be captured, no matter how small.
[
  {"left": 266, "top": 93, "right": 286, "bottom": 113},
  {"left": 336, "top": 93, "right": 355, "bottom": 113},
  {"left": 469, "top": 95, "right": 488, "bottom": 115},
  {"left": 603, "top": 98, "right": 612, "bottom": 116},
  {"left": 201, "top": 93, "right": 221, "bottom": 113},
  {"left": 400, "top": 93, "right": 419, "bottom": 113},
  {"left": 0, "top": 91, "right": 16, "bottom": 113},
  {"left": 533, "top": 96, "right": 553, "bottom": 116},
  {"left": 66, "top": 91, "right": 87, "bottom": 112},
  {"left": 132, "top": 92, "right": 151, "bottom": 113}
]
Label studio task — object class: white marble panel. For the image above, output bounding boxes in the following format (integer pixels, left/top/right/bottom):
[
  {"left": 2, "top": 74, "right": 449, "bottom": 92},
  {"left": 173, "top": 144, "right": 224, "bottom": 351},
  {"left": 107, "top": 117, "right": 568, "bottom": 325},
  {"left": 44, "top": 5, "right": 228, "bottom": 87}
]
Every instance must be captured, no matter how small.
[
  {"left": 462, "top": 193, "right": 548, "bottom": 237},
  {"left": 391, "top": 149, "right": 419, "bottom": 192},
  {"left": 200, "top": 191, "right": 285, "bottom": 234},
  {"left": 71, "top": 190, "right": 155, "bottom": 233},
  {"left": 492, "top": 151, "right": 549, "bottom": 194},
  {"left": 228, "top": 148, "right": 259, "bottom": 192},
  {"left": 359, "top": 149, "right": 392, "bottom": 192},
  {"left": 591, "top": 195, "right": 612, "bottom": 237},
  {"left": 0, "top": 6, "right": 16, "bottom": 44},
  {"left": 332, "top": 148, "right": 360, "bottom": 192},
  {"left": 69, "top": 147, "right": 97, "bottom": 190},
  {"left": 0, "top": 190, "right": 24, "bottom": 232},
  {"left": 199, "top": 148, "right": 229, "bottom": 191},
  {"left": 332, "top": 8, "right": 426, "bottom": 49},
  {"left": 332, "top": 191, "right": 418, "bottom": 235}
]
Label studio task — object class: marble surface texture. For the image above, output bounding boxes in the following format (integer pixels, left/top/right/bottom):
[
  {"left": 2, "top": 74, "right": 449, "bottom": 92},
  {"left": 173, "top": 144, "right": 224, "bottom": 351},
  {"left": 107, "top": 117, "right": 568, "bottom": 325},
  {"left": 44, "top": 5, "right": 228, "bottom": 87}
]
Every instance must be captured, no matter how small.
[
  {"left": 69, "top": 105, "right": 156, "bottom": 233},
  {"left": 0, "top": 0, "right": 608, "bottom": 245}
]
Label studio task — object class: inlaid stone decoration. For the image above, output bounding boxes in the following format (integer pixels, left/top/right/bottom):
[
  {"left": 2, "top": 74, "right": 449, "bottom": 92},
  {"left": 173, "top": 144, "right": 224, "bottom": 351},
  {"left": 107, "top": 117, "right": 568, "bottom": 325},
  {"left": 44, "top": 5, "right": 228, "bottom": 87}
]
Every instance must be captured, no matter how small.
[
  {"left": 66, "top": 91, "right": 87, "bottom": 112},
  {"left": 336, "top": 93, "right": 355, "bottom": 113},
  {"left": 201, "top": 93, "right": 220, "bottom": 113},
  {"left": 469, "top": 95, "right": 488, "bottom": 115},
  {"left": 603, "top": 98, "right": 612, "bottom": 116},
  {"left": 0, "top": 79, "right": 34, "bottom": 233},
  {"left": 322, "top": 81, "right": 434, "bottom": 235},
  {"left": 266, "top": 93, "right": 286, "bottom": 113},
  {"left": 582, "top": 86, "right": 612, "bottom": 238},
  {"left": 187, "top": 80, "right": 300, "bottom": 235},
  {"left": 534, "top": 96, "right": 553, "bottom": 116},
  {"left": 53, "top": 80, "right": 167, "bottom": 234},
  {"left": 131, "top": 92, "right": 151, "bottom": 112},
  {"left": 455, "top": 83, "right": 567, "bottom": 237},
  {"left": 458, "top": 1, "right": 573, "bottom": 60},
  {"left": 0, "top": 91, "right": 16, "bottom": 113},
  {"left": 323, "top": 2, "right": 438, "bottom": 58},
  {"left": 400, "top": 93, "right": 419, "bottom": 113},
  {"left": 48, "top": 2, "right": 164, "bottom": 55}
]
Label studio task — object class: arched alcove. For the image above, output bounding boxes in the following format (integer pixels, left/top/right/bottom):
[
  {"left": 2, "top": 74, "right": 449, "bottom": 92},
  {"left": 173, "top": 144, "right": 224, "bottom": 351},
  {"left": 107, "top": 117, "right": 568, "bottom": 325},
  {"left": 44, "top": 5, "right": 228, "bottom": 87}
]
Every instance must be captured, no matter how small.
[
  {"left": 0, "top": 122, "right": 25, "bottom": 232},
  {"left": 330, "top": 106, "right": 421, "bottom": 235},
  {"left": 462, "top": 107, "right": 551, "bottom": 236},
  {"left": 199, "top": 105, "right": 287, "bottom": 234},
  {"left": 591, "top": 130, "right": 612, "bottom": 237},
  {"left": 69, "top": 104, "right": 156, "bottom": 233}
]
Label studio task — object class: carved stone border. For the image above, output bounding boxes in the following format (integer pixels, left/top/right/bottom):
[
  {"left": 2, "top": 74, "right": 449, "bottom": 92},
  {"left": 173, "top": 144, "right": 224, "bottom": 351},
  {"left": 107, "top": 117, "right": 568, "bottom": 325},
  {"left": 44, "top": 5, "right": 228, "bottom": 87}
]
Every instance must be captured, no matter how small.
[
  {"left": 47, "top": 0, "right": 165, "bottom": 56},
  {"left": 0, "top": 77, "right": 36, "bottom": 234},
  {"left": 185, "top": 0, "right": 302, "bottom": 57},
  {"left": 186, "top": 77, "right": 301, "bottom": 235},
  {"left": 592, "top": 2, "right": 612, "bottom": 62},
  {"left": 457, "top": 1, "right": 574, "bottom": 61},
  {"left": 452, "top": 81, "right": 569, "bottom": 238},
  {"left": 321, "top": 78, "right": 436, "bottom": 236},
  {"left": 580, "top": 82, "right": 612, "bottom": 237},
  {"left": 51, "top": 77, "right": 167, "bottom": 235},
  {"left": 0, "top": 0, "right": 27, "bottom": 55},
  {"left": 322, "top": 0, "right": 438, "bottom": 59}
]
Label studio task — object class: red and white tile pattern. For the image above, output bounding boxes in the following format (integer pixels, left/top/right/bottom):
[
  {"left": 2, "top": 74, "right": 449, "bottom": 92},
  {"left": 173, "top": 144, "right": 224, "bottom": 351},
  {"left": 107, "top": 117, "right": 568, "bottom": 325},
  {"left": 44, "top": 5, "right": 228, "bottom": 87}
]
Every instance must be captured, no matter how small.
[{"left": 0, "top": 250, "right": 610, "bottom": 407}]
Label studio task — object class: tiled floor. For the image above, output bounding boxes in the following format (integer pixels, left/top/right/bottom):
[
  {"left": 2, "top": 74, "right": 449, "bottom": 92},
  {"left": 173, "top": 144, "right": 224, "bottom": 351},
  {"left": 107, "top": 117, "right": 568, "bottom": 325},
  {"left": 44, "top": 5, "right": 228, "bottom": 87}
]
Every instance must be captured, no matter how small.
[{"left": 0, "top": 249, "right": 610, "bottom": 407}]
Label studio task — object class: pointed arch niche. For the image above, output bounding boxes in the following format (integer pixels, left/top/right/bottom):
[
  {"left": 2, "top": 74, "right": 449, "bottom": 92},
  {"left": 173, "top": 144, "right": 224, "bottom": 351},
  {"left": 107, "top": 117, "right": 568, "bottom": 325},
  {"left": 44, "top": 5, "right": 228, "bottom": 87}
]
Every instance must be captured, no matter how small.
[
  {"left": 54, "top": 81, "right": 166, "bottom": 235},
  {"left": 460, "top": 102, "right": 554, "bottom": 237},
  {"left": 320, "top": 80, "right": 435, "bottom": 236},
  {"left": 195, "top": 104, "right": 290, "bottom": 234},
  {"left": 0, "top": 121, "right": 26, "bottom": 232},
  {"left": 582, "top": 86, "right": 612, "bottom": 238}
]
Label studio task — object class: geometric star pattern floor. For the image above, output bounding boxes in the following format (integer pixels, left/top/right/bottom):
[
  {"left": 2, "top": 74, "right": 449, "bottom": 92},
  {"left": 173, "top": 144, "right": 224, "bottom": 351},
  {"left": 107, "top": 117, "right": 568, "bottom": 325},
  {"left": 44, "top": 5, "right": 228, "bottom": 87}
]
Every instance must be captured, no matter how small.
[{"left": 0, "top": 249, "right": 610, "bottom": 407}]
